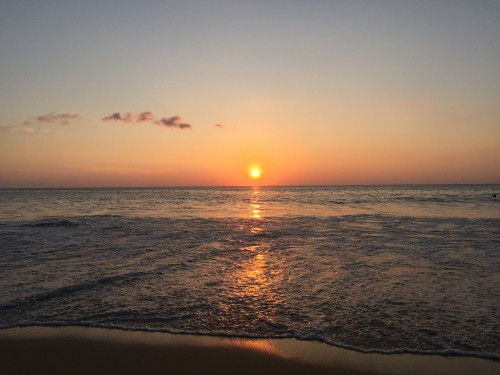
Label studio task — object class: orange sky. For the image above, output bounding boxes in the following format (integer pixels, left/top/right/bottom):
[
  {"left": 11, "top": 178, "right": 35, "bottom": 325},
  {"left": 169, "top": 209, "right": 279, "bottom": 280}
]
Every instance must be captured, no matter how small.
[{"left": 1, "top": 2, "right": 499, "bottom": 187}]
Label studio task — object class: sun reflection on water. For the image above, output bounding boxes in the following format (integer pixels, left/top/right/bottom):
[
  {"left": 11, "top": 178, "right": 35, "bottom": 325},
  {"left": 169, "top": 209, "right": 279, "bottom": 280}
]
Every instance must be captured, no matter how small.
[
  {"left": 233, "top": 250, "right": 272, "bottom": 305},
  {"left": 249, "top": 188, "right": 263, "bottom": 234},
  {"left": 252, "top": 206, "right": 261, "bottom": 219},
  {"left": 227, "top": 188, "right": 285, "bottom": 326}
]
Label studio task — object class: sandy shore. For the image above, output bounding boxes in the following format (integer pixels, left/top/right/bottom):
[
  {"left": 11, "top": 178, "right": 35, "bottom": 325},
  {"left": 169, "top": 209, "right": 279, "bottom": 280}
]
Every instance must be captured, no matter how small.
[{"left": 0, "top": 327, "right": 498, "bottom": 374}]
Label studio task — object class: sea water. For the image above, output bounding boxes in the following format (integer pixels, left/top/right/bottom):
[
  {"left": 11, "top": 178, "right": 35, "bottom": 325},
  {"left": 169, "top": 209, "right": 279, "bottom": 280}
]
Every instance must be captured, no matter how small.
[{"left": 0, "top": 185, "right": 499, "bottom": 359}]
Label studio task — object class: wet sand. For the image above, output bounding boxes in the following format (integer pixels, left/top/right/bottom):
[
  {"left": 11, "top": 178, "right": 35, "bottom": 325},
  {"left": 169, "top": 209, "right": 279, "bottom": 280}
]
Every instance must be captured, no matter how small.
[{"left": 0, "top": 326, "right": 498, "bottom": 374}]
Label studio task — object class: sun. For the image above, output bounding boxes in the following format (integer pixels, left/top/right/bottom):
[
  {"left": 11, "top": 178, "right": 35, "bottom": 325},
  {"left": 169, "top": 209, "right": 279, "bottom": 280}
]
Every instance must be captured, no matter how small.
[{"left": 249, "top": 167, "right": 261, "bottom": 179}]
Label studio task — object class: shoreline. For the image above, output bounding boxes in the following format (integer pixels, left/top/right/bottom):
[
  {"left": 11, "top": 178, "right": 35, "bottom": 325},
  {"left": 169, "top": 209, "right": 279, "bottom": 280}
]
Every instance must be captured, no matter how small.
[{"left": 0, "top": 326, "right": 498, "bottom": 375}]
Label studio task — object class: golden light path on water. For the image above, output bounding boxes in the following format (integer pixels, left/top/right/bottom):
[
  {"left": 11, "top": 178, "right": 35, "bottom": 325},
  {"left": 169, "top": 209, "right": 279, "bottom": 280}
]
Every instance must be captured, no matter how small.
[{"left": 229, "top": 188, "right": 285, "bottom": 343}]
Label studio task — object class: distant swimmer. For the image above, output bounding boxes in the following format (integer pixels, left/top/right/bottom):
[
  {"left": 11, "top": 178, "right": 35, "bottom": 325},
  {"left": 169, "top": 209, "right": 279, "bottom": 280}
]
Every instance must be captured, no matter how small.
[{"left": 494, "top": 194, "right": 497, "bottom": 198}]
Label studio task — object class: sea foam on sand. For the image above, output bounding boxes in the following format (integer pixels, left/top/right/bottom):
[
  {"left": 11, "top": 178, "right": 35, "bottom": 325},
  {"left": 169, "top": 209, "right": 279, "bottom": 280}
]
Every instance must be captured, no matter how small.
[{"left": 0, "top": 326, "right": 499, "bottom": 375}]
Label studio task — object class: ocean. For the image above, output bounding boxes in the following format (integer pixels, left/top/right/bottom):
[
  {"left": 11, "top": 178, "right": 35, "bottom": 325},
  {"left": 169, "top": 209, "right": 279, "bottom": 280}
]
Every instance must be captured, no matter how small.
[{"left": 0, "top": 185, "right": 499, "bottom": 359}]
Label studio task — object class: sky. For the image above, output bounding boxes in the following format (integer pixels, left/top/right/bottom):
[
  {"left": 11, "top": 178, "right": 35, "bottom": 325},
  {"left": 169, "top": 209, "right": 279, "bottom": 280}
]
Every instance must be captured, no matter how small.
[{"left": 1, "top": 0, "right": 499, "bottom": 187}]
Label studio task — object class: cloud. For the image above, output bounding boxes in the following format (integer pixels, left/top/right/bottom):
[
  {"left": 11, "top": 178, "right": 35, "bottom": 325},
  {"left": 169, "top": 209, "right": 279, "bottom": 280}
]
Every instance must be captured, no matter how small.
[
  {"left": 22, "top": 127, "right": 51, "bottom": 133},
  {"left": 137, "top": 111, "right": 154, "bottom": 122},
  {"left": 102, "top": 111, "right": 155, "bottom": 123},
  {"left": 19, "top": 110, "right": 192, "bottom": 131},
  {"left": 155, "top": 116, "right": 180, "bottom": 127},
  {"left": 35, "top": 112, "right": 82, "bottom": 125},
  {"left": 102, "top": 112, "right": 134, "bottom": 122},
  {"left": 102, "top": 111, "right": 192, "bottom": 129},
  {"left": 0, "top": 126, "right": 13, "bottom": 133},
  {"left": 155, "top": 116, "right": 192, "bottom": 129},
  {"left": 214, "top": 123, "right": 223, "bottom": 128},
  {"left": 0, "top": 126, "right": 49, "bottom": 134}
]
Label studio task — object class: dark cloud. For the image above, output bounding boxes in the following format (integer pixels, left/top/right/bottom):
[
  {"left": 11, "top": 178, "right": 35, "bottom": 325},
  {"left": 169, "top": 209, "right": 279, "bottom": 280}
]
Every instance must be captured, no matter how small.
[
  {"left": 214, "top": 123, "right": 223, "bottom": 128},
  {"left": 155, "top": 116, "right": 192, "bottom": 129},
  {"left": 137, "top": 111, "right": 154, "bottom": 122},
  {"left": 102, "top": 112, "right": 134, "bottom": 122},
  {"left": 34, "top": 113, "right": 82, "bottom": 125},
  {"left": 156, "top": 116, "right": 180, "bottom": 127},
  {"left": 102, "top": 111, "right": 192, "bottom": 129},
  {"left": 102, "top": 111, "right": 155, "bottom": 123},
  {"left": 20, "top": 111, "right": 192, "bottom": 130}
]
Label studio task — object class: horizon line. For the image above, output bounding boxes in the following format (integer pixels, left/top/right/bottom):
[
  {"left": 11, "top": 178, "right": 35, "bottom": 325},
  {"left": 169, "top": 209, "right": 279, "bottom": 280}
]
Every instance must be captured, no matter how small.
[{"left": 1, "top": 182, "right": 499, "bottom": 190}]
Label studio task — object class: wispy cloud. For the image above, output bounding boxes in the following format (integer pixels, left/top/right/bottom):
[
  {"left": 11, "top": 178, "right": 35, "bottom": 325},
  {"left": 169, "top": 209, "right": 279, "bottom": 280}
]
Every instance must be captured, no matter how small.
[
  {"left": 102, "top": 111, "right": 192, "bottom": 129},
  {"left": 102, "top": 111, "right": 155, "bottom": 123},
  {"left": 102, "top": 112, "right": 134, "bottom": 122},
  {"left": 137, "top": 111, "right": 155, "bottom": 122},
  {"left": 34, "top": 112, "right": 82, "bottom": 125},
  {"left": 0, "top": 126, "right": 13, "bottom": 133},
  {"left": 214, "top": 123, "right": 223, "bottom": 128},
  {"left": 155, "top": 116, "right": 192, "bottom": 129},
  {"left": 22, "top": 126, "right": 51, "bottom": 133},
  {"left": 21, "top": 126, "right": 51, "bottom": 133},
  {"left": 18, "top": 110, "right": 192, "bottom": 132},
  {"left": 1, "top": 125, "right": 52, "bottom": 134}
]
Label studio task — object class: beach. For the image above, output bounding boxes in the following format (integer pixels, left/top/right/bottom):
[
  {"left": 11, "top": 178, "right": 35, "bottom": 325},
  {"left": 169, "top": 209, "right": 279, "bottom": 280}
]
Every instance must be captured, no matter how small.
[{"left": 0, "top": 326, "right": 498, "bottom": 375}]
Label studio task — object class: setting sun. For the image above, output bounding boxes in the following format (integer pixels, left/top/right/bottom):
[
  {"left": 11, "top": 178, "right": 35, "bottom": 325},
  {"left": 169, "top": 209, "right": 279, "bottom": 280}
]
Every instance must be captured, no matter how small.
[{"left": 250, "top": 167, "right": 261, "bottom": 179}]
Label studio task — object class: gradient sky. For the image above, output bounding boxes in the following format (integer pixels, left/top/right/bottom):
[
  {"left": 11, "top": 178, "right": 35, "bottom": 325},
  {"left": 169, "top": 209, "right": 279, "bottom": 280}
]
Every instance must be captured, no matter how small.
[{"left": 1, "top": 1, "right": 499, "bottom": 187}]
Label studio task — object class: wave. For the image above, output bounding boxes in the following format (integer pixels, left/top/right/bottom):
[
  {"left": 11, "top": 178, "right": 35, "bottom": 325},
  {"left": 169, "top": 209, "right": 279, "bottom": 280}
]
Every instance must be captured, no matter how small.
[
  {"left": 26, "top": 219, "right": 80, "bottom": 228},
  {"left": 0, "top": 272, "right": 146, "bottom": 311},
  {"left": 1, "top": 211, "right": 498, "bottom": 362}
]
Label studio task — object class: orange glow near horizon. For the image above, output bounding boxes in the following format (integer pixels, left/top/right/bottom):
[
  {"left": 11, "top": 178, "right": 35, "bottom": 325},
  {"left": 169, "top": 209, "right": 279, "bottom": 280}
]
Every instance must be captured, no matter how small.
[{"left": 0, "top": 117, "right": 498, "bottom": 187}]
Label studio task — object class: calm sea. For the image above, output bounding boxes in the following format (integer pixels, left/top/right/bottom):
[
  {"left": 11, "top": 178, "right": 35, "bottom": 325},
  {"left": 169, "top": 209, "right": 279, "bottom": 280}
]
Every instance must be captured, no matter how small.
[{"left": 0, "top": 185, "right": 499, "bottom": 359}]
